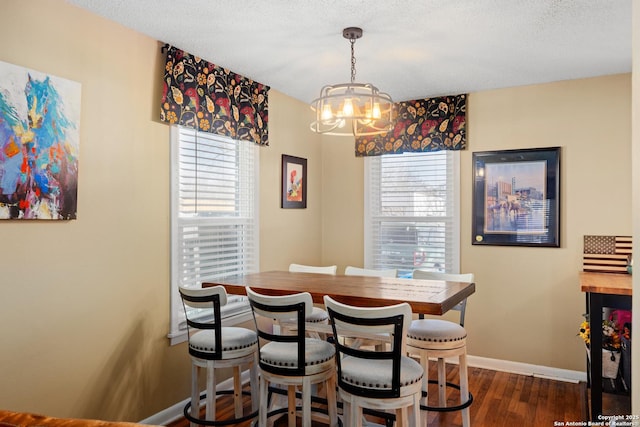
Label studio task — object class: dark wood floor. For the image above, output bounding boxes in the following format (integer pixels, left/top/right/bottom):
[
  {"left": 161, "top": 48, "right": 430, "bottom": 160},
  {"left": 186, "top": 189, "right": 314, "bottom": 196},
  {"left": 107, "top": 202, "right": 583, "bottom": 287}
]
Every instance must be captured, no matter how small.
[{"left": 167, "top": 363, "right": 622, "bottom": 427}]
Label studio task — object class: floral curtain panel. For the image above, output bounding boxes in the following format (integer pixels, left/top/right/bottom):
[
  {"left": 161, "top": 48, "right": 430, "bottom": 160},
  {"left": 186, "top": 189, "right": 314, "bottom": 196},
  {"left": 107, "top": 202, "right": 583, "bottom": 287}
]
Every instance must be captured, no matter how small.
[
  {"left": 160, "top": 45, "right": 270, "bottom": 146},
  {"left": 355, "top": 94, "right": 466, "bottom": 156}
]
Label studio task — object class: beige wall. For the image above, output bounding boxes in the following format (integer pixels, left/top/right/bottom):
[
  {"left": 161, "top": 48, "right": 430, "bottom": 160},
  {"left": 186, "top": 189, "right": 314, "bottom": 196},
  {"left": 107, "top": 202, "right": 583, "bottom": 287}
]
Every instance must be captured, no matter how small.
[
  {"left": 463, "top": 76, "right": 631, "bottom": 369},
  {"left": 0, "top": 0, "right": 179, "bottom": 421},
  {"left": 320, "top": 135, "right": 366, "bottom": 268},
  {"left": 0, "top": 0, "right": 327, "bottom": 421},
  {"left": 0, "top": 0, "right": 635, "bottom": 422},
  {"left": 259, "top": 90, "right": 324, "bottom": 270},
  {"left": 321, "top": 74, "right": 632, "bottom": 371}
]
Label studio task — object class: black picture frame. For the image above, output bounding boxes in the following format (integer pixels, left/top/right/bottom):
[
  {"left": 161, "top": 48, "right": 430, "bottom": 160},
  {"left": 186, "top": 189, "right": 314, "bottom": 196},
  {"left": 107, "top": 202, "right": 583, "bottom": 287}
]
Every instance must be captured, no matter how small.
[
  {"left": 281, "top": 154, "right": 307, "bottom": 209},
  {"left": 472, "top": 147, "right": 561, "bottom": 247}
]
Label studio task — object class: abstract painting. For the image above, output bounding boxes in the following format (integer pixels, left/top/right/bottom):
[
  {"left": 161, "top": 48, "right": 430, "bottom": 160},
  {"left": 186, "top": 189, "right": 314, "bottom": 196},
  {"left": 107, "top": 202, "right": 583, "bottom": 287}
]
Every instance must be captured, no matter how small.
[
  {"left": 0, "top": 60, "right": 80, "bottom": 219},
  {"left": 281, "top": 154, "right": 306, "bottom": 209}
]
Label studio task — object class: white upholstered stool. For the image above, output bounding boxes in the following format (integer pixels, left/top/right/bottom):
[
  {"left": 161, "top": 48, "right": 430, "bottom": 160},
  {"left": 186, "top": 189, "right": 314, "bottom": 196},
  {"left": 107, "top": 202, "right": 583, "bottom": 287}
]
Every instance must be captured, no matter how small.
[
  {"left": 406, "top": 271, "right": 474, "bottom": 427},
  {"left": 247, "top": 287, "right": 338, "bottom": 427},
  {"left": 407, "top": 319, "right": 472, "bottom": 425},
  {"left": 343, "top": 265, "right": 398, "bottom": 351},
  {"left": 288, "top": 263, "right": 335, "bottom": 338},
  {"left": 324, "top": 296, "right": 423, "bottom": 427},
  {"left": 305, "top": 306, "right": 331, "bottom": 324},
  {"left": 179, "top": 285, "right": 259, "bottom": 427}
]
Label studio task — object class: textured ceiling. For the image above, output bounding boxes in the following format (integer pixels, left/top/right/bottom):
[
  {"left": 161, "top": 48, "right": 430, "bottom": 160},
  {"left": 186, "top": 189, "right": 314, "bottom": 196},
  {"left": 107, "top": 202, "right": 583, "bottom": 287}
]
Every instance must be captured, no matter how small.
[{"left": 66, "top": 0, "right": 632, "bottom": 104}]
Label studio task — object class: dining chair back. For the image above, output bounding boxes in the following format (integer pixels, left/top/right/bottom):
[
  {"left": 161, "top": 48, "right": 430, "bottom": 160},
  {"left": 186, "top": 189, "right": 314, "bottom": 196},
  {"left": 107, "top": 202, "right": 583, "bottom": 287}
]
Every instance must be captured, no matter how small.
[
  {"left": 246, "top": 287, "right": 338, "bottom": 427},
  {"left": 179, "top": 285, "right": 259, "bottom": 427},
  {"left": 289, "top": 263, "right": 338, "bottom": 275},
  {"left": 344, "top": 266, "right": 398, "bottom": 278},
  {"left": 324, "top": 296, "right": 423, "bottom": 427}
]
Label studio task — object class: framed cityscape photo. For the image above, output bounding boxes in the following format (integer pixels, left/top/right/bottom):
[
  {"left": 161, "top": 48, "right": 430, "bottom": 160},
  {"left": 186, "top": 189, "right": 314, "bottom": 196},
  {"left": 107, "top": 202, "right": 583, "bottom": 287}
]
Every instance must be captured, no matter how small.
[{"left": 472, "top": 147, "right": 560, "bottom": 247}]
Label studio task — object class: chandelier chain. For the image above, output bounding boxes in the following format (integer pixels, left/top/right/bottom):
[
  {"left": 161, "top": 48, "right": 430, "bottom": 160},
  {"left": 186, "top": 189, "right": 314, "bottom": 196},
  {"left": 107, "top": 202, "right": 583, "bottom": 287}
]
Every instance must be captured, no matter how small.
[{"left": 350, "top": 38, "right": 356, "bottom": 83}]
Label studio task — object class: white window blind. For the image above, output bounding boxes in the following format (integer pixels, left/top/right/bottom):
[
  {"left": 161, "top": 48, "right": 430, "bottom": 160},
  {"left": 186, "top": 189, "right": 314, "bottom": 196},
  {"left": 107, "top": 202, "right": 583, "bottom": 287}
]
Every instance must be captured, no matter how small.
[
  {"left": 364, "top": 151, "right": 460, "bottom": 278},
  {"left": 169, "top": 126, "right": 259, "bottom": 344}
]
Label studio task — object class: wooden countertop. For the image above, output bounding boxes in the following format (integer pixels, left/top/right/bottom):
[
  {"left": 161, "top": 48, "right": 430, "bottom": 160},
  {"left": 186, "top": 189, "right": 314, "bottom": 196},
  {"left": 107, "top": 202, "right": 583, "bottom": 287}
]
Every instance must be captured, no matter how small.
[{"left": 579, "top": 271, "right": 632, "bottom": 296}]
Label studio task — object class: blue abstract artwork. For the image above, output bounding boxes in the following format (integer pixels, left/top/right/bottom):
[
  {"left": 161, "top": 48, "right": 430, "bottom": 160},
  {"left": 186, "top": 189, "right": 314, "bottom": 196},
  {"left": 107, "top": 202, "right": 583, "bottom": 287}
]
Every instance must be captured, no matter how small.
[{"left": 0, "top": 60, "right": 81, "bottom": 219}]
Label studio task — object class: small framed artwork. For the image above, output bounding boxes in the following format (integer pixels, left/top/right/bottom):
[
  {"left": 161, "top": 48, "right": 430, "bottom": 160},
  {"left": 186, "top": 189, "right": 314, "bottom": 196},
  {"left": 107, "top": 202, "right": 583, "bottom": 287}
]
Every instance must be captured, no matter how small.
[
  {"left": 281, "top": 154, "right": 307, "bottom": 209},
  {"left": 472, "top": 147, "right": 560, "bottom": 247}
]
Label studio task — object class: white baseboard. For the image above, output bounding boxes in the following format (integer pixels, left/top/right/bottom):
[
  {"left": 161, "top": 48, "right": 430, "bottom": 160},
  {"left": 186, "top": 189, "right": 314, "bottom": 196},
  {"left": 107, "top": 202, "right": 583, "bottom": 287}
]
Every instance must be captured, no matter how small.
[
  {"left": 139, "top": 370, "right": 252, "bottom": 426},
  {"left": 465, "top": 355, "right": 587, "bottom": 383},
  {"left": 139, "top": 355, "right": 587, "bottom": 425}
]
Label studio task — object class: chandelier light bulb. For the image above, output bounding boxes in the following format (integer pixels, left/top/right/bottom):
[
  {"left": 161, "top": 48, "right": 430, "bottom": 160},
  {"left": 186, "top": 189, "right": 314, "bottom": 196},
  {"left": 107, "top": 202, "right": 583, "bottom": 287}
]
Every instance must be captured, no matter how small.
[
  {"left": 342, "top": 98, "right": 354, "bottom": 117},
  {"left": 372, "top": 102, "right": 382, "bottom": 119},
  {"left": 321, "top": 104, "right": 333, "bottom": 121}
]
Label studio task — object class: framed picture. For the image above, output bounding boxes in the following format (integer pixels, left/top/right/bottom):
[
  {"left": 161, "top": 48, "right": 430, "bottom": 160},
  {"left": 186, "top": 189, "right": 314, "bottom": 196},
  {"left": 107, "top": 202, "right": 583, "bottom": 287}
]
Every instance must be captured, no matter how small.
[
  {"left": 0, "top": 60, "right": 81, "bottom": 220},
  {"left": 472, "top": 147, "right": 561, "bottom": 247},
  {"left": 281, "top": 154, "right": 307, "bottom": 209}
]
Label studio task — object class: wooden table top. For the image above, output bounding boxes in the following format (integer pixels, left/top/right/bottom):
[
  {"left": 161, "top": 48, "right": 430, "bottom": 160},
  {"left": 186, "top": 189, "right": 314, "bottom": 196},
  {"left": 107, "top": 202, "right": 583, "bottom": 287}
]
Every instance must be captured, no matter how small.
[
  {"left": 204, "top": 270, "right": 476, "bottom": 315},
  {"left": 579, "top": 271, "right": 632, "bottom": 296}
]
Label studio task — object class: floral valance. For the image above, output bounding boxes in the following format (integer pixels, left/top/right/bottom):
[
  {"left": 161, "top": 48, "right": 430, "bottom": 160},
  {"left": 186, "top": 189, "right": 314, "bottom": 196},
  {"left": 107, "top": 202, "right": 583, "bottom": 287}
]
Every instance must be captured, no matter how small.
[
  {"left": 160, "top": 45, "right": 270, "bottom": 146},
  {"left": 355, "top": 94, "right": 466, "bottom": 157}
]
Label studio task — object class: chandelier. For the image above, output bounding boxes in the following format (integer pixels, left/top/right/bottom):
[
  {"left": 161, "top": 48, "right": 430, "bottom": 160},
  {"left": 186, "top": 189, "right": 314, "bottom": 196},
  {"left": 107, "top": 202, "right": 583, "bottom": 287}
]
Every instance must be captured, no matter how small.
[{"left": 310, "top": 27, "right": 394, "bottom": 137}]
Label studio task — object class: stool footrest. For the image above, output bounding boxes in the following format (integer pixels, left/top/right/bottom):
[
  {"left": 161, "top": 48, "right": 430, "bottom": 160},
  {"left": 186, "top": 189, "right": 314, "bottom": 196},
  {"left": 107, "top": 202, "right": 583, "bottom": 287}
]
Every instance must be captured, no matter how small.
[
  {"left": 265, "top": 405, "right": 342, "bottom": 424},
  {"left": 183, "top": 390, "right": 258, "bottom": 426},
  {"left": 420, "top": 380, "right": 474, "bottom": 412},
  {"left": 267, "top": 385, "right": 378, "bottom": 426}
]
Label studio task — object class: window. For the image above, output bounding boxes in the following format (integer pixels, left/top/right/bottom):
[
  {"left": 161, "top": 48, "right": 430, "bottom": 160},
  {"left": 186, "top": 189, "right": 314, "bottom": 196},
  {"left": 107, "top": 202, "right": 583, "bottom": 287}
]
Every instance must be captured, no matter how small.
[
  {"left": 168, "top": 126, "right": 259, "bottom": 344},
  {"left": 364, "top": 151, "right": 460, "bottom": 278}
]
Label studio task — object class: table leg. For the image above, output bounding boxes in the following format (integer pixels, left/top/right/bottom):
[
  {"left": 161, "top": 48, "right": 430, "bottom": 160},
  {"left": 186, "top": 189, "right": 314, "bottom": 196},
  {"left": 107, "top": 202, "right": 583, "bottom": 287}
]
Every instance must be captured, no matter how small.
[
  {"left": 585, "top": 293, "right": 591, "bottom": 388},
  {"left": 588, "top": 292, "right": 603, "bottom": 420}
]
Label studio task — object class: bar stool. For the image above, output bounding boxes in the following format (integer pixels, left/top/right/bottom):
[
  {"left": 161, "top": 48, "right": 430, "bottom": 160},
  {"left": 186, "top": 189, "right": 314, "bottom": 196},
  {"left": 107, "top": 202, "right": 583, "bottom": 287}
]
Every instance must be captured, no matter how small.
[
  {"left": 179, "top": 285, "right": 259, "bottom": 427},
  {"left": 288, "top": 263, "right": 336, "bottom": 338},
  {"left": 247, "top": 287, "right": 338, "bottom": 427},
  {"left": 406, "top": 271, "right": 474, "bottom": 427},
  {"left": 324, "top": 295, "right": 423, "bottom": 427},
  {"left": 344, "top": 265, "right": 398, "bottom": 350}
]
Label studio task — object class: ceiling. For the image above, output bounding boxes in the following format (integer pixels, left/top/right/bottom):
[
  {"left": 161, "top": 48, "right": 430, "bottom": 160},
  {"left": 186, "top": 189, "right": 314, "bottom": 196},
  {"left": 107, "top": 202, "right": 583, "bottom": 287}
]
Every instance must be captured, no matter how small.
[{"left": 66, "top": 0, "right": 632, "bottom": 104}]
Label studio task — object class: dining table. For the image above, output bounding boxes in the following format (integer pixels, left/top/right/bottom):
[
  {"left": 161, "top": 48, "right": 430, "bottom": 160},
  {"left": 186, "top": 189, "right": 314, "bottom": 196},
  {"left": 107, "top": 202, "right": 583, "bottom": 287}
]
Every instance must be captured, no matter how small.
[{"left": 204, "top": 270, "right": 476, "bottom": 315}]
